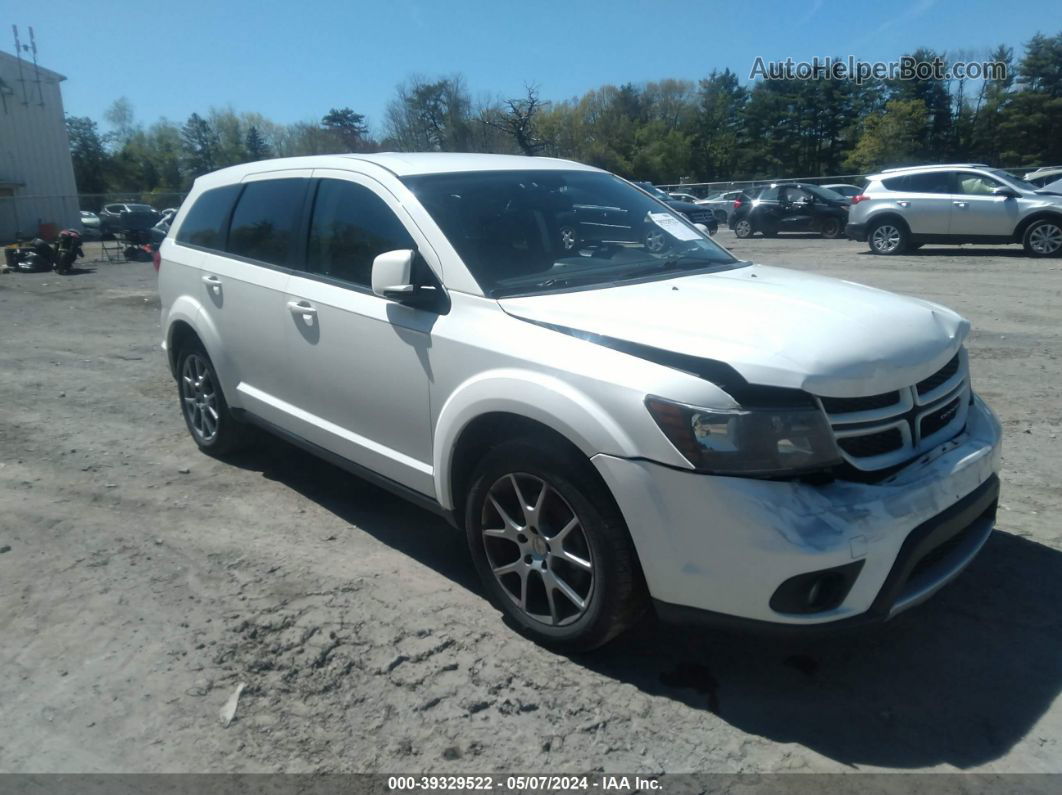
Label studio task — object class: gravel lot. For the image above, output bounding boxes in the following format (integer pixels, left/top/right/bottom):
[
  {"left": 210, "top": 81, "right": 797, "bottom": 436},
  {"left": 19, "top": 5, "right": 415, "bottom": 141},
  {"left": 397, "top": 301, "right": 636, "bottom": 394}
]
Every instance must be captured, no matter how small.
[{"left": 1, "top": 232, "right": 1060, "bottom": 774}]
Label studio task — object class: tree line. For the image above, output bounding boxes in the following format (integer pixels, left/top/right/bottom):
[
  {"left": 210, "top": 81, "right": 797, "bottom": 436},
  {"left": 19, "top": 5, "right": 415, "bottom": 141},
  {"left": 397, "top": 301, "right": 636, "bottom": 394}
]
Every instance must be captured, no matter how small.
[{"left": 67, "top": 32, "right": 1062, "bottom": 202}]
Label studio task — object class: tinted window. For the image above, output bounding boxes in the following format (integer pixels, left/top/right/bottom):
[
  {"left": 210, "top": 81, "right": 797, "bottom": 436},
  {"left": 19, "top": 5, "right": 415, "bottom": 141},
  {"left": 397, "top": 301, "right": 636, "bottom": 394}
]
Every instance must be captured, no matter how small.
[
  {"left": 175, "top": 185, "right": 241, "bottom": 250},
  {"left": 306, "top": 179, "right": 415, "bottom": 287},
  {"left": 227, "top": 179, "right": 308, "bottom": 266},
  {"left": 757, "top": 186, "right": 780, "bottom": 201},
  {"left": 882, "top": 173, "right": 952, "bottom": 193}
]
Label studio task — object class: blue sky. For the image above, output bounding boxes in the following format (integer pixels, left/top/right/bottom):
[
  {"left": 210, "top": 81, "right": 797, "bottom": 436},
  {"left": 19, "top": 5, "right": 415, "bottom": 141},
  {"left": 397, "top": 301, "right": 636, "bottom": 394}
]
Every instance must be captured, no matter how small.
[{"left": 9, "top": 0, "right": 1061, "bottom": 135}]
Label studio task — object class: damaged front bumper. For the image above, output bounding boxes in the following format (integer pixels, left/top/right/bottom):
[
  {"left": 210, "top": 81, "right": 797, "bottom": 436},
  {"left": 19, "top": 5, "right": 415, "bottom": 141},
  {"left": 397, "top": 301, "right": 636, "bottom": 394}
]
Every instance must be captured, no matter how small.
[{"left": 592, "top": 394, "right": 1002, "bottom": 628}]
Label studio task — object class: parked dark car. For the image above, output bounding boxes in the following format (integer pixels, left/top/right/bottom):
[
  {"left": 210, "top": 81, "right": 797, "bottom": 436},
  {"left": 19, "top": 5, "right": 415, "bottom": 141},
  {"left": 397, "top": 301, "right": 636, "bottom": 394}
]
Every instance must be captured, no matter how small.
[
  {"left": 632, "top": 182, "right": 719, "bottom": 235},
  {"left": 729, "top": 183, "right": 848, "bottom": 239},
  {"left": 97, "top": 203, "right": 162, "bottom": 236}
]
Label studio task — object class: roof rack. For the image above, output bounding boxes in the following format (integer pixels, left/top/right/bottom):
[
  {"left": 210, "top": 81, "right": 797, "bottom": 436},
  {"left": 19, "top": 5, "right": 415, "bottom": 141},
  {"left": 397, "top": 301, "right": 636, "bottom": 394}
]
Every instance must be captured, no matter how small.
[{"left": 880, "top": 163, "right": 990, "bottom": 172}]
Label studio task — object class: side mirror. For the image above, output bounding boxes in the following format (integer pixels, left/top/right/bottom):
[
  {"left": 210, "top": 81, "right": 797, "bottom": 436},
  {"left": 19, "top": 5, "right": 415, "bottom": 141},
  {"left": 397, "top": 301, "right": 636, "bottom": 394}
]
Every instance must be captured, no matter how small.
[
  {"left": 993, "top": 186, "right": 1020, "bottom": 199},
  {"left": 371, "top": 249, "right": 416, "bottom": 300}
]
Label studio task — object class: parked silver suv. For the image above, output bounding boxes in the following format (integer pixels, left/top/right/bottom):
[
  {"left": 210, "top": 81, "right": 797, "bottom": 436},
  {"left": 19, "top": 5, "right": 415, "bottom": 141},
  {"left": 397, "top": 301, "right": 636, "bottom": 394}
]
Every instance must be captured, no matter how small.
[{"left": 846, "top": 163, "right": 1062, "bottom": 257}]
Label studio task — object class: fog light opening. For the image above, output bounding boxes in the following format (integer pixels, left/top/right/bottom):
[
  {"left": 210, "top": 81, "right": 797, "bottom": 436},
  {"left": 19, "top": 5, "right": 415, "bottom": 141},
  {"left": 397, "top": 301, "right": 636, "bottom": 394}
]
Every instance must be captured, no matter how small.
[{"left": 770, "top": 561, "right": 865, "bottom": 615}]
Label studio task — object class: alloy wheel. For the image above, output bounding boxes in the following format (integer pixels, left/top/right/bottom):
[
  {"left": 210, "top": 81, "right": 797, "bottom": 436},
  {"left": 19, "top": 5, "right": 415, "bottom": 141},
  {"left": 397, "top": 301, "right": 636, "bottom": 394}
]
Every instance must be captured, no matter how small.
[
  {"left": 480, "top": 473, "right": 594, "bottom": 627},
  {"left": 871, "top": 224, "right": 901, "bottom": 253},
  {"left": 181, "top": 353, "right": 220, "bottom": 443},
  {"left": 735, "top": 219, "right": 751, "bottom": 238},
  {"left": 644, "top": 227, "right": 667, "bottom": 253},
  {"left": 1029, "top": 223, "right": 1062, "bottom": 255}
]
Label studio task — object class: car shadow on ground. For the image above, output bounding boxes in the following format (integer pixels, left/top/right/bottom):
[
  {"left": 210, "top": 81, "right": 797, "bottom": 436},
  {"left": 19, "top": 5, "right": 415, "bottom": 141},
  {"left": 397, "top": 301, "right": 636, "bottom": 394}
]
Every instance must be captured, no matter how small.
[
  {"left": 233, "top": 434, "right": 1060, "bottom": 770},
  {"left": 856, "top": 247, "right": 1029, "bottom": 258}
]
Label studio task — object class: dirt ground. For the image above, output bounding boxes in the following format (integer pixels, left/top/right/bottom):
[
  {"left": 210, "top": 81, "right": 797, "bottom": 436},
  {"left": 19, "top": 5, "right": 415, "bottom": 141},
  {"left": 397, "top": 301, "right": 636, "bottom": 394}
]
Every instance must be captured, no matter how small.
[{"left": 1, "top": 232, "right": 1060, "bottom": 775}]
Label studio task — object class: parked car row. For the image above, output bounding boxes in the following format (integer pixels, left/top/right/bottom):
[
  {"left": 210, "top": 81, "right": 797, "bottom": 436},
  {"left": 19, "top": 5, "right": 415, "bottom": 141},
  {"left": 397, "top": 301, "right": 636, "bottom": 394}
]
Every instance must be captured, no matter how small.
[{"left": 658, "top": 163, "right": 1062, "bottom": 258}]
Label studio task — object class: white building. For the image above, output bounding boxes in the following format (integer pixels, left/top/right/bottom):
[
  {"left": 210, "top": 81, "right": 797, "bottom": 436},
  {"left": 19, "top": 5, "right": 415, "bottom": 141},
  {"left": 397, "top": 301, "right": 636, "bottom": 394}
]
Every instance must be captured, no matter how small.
[{"left": 0, "top": 49, "right": 79, "bottom": 242}]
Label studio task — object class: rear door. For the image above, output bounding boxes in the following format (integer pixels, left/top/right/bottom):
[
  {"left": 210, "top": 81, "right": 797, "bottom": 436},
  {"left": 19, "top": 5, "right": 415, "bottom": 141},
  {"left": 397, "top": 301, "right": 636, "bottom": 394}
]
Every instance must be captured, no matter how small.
[
  {"left": 881, "top": 172, "right": 954, "bottom": 235},
  {"left": 280, "top": 171, "right": 439, "bottom": 496},
  {"left": 193, "top": 172, "right": 310, "bottom": 417}
]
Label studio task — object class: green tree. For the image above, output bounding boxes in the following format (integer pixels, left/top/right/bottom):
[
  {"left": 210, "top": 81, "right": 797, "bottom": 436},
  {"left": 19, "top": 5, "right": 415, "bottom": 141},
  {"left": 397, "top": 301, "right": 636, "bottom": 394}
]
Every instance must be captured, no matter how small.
[
  {"left": 845, "top": 99, "right": 929, "bottom": 171},
  {"left": 245, "top": 125, "right": 272, "bottom": 160},
  {"left": 321, "top": 107, "right": 370, "bottom": 152},
  {"left": 66, "top": 116, "right": 109, "bottom": 198},
  {"left": 180, "top": 113, "right": 219, "bottom": 178}
]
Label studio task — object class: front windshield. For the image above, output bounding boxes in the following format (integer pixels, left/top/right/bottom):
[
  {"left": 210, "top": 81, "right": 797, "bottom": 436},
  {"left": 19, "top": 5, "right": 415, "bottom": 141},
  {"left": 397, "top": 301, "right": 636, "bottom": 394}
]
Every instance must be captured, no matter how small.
[
  {"left": 991, "top": 169, "right": 1039, "bottom": 192},
  {"left": 403, "top": 170, "right": 741, "bottom": 298}
]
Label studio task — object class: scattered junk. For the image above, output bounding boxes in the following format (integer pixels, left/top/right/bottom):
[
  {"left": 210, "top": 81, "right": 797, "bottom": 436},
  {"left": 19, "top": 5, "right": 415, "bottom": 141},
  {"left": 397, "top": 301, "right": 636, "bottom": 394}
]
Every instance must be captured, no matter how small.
[
  {"left": 4, "top": 229, "right": 84, "bottom": 273},
  {"left": 219, "top": 682, "right": 246, "bottom": 728}
]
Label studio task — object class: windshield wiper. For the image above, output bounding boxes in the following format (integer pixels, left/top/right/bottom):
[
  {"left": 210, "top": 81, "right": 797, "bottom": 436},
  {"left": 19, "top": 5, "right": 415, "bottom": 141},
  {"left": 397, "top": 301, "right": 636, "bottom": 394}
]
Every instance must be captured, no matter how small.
[{"left": 617, "top": 255, "right": 729, "bottom": 282}]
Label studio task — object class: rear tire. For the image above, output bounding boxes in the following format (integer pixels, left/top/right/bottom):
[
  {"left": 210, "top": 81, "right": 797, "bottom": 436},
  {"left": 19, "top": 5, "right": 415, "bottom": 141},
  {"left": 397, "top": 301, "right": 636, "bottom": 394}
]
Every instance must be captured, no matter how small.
[
  {"left": 1022, "top": 218, "right": 1062, "bottom": 257},
  {"left": 867, "top": 219, "right": 909, "bottom": 255},
  {"left": 733, "top": 218, "right": 753, "bottom": 238},
  {"left": 464, "top": 438, "right": 646, "bottom": 651},
  {"left": 819, "top": 217, "right": 842, "bottom": 239},
  {"left": 176, "top": 339, "right": 255, "bottom": 456}
]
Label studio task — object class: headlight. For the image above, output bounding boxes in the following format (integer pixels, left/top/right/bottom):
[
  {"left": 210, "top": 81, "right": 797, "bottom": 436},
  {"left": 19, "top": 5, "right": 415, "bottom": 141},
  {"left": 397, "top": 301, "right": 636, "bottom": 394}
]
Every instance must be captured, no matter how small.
[{"left": 645, "top": 396, "right": 842, "bottom": 476}]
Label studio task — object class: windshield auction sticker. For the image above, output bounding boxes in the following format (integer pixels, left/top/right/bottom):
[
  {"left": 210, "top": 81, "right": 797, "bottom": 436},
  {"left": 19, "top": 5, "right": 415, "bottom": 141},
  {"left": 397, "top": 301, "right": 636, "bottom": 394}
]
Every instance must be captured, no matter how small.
[{"left": 648, "top": 212, "right": 702, "bottom": 241}]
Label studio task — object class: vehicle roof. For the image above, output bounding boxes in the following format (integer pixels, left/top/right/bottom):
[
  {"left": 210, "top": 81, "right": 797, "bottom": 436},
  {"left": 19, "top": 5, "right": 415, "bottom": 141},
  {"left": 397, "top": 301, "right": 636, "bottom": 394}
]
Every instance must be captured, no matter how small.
[
  {"left": 874, "top": 163, "right": 991, "bottom": 176},
  {"left": 192, "top": 152, "right": 601, "bottom": 188}
]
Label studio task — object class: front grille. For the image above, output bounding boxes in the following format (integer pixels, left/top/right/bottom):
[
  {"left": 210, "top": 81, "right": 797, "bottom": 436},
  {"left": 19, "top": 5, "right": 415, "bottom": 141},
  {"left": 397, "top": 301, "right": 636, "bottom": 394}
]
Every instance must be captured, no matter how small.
[
  {"left": 917, "top": 353, "right": 960, "bottom": 395},
  {"left": 920, "top": 397, "right": 962, "bottom": 439},
  {"left": 685, "top": 210, "right": 713, "bottom": 225},
  {"left": 821, "top": 391, "right": 901, "bottom": 414},
  {"left": 817, "top": 349, "right": 970, "bottom": 472},
  {"left": 838, "top": 427, "right": 904, "bottom": 457}
]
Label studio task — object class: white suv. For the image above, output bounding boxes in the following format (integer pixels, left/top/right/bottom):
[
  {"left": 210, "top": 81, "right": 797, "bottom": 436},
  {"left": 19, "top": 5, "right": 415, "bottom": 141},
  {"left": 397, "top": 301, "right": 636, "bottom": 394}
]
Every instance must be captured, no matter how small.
[
  {"left": 847, "top": 163, "right": 1062, "bottom": 256},
  {"left": 159, "top": 153, "right": 1002, "bottom": 650}
]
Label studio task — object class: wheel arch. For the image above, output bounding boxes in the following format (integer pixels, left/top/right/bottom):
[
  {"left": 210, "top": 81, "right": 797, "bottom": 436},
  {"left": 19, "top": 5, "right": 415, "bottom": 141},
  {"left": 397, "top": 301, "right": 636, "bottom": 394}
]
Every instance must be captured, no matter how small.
[
  {"left": 1014, "top": 211, "right": 1062, "bottom": 242},
  {"left": 433, "top": 371, "right": 639, "bottom": 516},
  {"left": 866, "top": 211, "right": 911, "bottom": 234}
]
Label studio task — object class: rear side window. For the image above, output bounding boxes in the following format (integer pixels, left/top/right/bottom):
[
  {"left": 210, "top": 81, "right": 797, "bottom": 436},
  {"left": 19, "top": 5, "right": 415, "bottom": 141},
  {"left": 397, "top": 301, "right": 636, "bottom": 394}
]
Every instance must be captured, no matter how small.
[
  {"left": 175, "top": 185, "right": 241, "bottom": 250},
  {"left": 305, "top": 179, "right": 415, "bottom": 287},
  {"left": 227, "top": 179, "right": 308, "bottom": 267},
  {"left": 757, "top": 186, "right": 780, "bottom": 201},
  {"left": 881, "top": 173, "right": 952, "bottom": 193}
]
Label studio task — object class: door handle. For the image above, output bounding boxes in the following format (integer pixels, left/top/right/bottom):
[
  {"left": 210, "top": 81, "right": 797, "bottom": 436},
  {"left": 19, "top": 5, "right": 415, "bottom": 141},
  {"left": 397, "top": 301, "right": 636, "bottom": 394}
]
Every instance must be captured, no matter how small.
[
  {"left": 953, "top": 201, "right": 968, "bottom": 208},
  {"left": 896, "top": 200, "right": 910, "bottom": 208},
  {"left": 287, "top": 300, "right": 317, "bottom": 326},
  {"left": 202, "top": 274, "right": 221, "bottom": 294}
]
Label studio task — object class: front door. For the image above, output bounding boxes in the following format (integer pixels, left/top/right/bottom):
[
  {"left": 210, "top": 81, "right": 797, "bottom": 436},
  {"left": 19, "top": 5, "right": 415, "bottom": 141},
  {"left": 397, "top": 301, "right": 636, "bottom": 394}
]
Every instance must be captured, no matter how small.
[
  {"left": 948, "top": 171, "right": 1021, "bottom": 237},
  {"left": 281, "top": 172, "right": 439, "bottom": 497}
]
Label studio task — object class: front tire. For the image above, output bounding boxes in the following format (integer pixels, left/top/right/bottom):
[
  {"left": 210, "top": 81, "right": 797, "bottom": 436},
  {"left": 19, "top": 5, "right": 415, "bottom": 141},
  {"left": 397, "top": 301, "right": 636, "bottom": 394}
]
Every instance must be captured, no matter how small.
[
  {"left": 464, "top": 438, "right": 646, "bottom": 651},
  {"left": 1022, "top": 218, "right": 1062, "bottom": 257},
  {"left": 867, "top": 219, "right": 909, "bottom": 255},
  {"left": 176, "top": 340, "right": 254, "bottom": 456}
]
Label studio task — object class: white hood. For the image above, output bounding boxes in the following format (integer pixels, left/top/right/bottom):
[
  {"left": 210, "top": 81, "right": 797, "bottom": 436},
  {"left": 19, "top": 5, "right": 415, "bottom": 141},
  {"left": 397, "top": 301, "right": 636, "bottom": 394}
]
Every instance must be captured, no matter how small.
[{"left": 499, "top": 264, "right": 968, "bottom": 397}]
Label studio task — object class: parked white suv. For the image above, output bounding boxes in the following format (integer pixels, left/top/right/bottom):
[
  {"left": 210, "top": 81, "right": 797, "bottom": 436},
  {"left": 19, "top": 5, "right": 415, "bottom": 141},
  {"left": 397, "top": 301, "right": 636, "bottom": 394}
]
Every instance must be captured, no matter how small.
[
  {"left": 159, "top": 153, "right": 1002, "bottom": 650},
  {"left": 847, "top": 163, "right": 1062, "bottom": 256}
]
